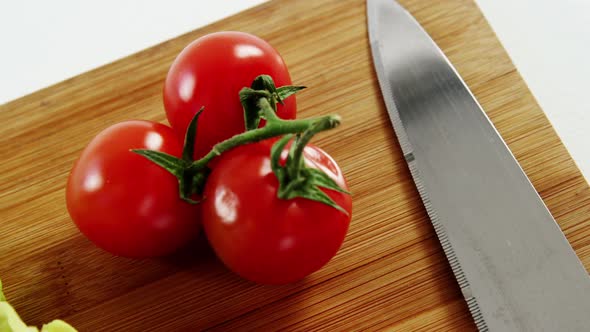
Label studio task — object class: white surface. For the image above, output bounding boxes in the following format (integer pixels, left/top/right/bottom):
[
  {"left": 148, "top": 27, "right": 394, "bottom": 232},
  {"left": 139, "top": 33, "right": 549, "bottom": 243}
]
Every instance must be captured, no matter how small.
[
  {"left": 1, "top": 0, "right": 588, "bottom": 179},
  {"left": 0, "top": 0, "right": 266, "bottom": 101},
  {"left": 475, "top": 0, "right": 590, "bottom": 179}
]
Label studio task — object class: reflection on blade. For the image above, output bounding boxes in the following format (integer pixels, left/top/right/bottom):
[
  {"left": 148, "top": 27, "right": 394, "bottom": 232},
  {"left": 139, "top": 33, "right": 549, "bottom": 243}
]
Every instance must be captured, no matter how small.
[{"left": 367, "top": 0, "right": 590, "bottom": 331}]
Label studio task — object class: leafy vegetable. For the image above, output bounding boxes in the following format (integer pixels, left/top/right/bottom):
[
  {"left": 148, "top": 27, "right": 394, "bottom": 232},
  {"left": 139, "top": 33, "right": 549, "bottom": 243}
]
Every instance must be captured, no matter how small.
[{"left": 0, "top": 279, "right": 77, "bottom": 332}]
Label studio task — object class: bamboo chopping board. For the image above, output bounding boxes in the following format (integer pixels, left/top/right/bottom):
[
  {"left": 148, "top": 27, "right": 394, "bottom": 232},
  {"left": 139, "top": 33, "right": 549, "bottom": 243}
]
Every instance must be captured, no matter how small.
[{"left": 1, "top": 0, "right": 589, "bottom": 330}]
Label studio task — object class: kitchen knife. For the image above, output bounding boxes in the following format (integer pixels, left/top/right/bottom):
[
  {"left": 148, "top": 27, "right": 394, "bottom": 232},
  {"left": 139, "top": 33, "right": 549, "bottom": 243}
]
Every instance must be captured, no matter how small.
[{"left": 367, "top": 0, "right": 590, "bottom": 330}]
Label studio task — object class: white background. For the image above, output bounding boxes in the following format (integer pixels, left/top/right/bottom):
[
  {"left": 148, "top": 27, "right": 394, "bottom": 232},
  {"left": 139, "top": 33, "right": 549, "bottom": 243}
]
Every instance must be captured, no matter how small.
[{"left": 1, "top": 0, "right": 588, "bottom": 179}]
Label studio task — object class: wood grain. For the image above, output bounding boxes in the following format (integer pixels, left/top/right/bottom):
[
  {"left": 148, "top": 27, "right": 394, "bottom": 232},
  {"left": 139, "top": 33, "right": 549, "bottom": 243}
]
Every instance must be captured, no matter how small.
[{"left": 1, "top": 0, "right": 588, "bottom": 330}]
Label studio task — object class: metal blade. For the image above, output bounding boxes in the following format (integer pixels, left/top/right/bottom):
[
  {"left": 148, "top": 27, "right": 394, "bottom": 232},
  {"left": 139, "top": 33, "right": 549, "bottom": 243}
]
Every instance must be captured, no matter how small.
[{"left": 367, "top": 0, "right": 590, "bottom": 330}]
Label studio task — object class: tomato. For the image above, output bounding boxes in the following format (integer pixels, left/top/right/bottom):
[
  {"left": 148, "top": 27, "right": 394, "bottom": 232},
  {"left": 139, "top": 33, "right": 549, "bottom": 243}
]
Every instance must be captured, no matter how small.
[
  {"left": 201, "top": 139, "right": 352, "bottom": 284},
  {"left": 66, "top": 121, "right": 200, "bottom": 258},
  {"left": 163, "top": 31, "right": 296, "bottom": 159}
]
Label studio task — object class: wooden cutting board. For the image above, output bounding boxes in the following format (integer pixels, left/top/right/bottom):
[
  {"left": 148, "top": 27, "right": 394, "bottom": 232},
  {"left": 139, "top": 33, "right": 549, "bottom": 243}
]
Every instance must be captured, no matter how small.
[{"left": 1, "top": 0, "right": 589, "bottom": 330}]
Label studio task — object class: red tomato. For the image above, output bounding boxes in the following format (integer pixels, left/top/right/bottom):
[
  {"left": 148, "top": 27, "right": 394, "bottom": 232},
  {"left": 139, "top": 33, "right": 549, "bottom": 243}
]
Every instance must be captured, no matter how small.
[
  {"left": 66, "top": 121, "right": 200, "bottom": 258},
  {"left": 163, "top": 31, "right": 296, "bottom": 159},
  {"left": 201, "top": 139, "right": 352, "bottom": 284}
]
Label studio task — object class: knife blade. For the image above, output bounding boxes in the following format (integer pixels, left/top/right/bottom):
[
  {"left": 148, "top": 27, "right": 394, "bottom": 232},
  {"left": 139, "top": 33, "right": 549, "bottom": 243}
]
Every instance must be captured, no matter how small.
[{"left": 367, "top": 0, "right": 590, "bottom": 330}]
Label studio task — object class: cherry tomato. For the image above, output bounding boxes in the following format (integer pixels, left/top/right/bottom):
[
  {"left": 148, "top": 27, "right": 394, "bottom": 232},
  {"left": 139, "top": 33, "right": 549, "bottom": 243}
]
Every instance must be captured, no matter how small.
[
  {"left": 66, "top": 121, "right": 200, "bottom": 258},
  {"left": 201, "top": 139, "right": 352, "bottom": 284},
  {"left": 163, "top": 31, "right": 296, "bottom": 159}
]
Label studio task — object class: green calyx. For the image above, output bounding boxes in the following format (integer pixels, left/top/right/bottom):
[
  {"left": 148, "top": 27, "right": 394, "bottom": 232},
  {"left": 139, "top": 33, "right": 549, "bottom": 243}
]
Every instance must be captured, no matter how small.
[
  {"left": 133, "top": 75, "right": 348, "bottom": 213},
  {"left": 133, "top": 107, "right": 209, "bottom": 203},
  {"left": 240, "top": 75, "right": 305, "bottom": 130},
  {"left": 271, "top": 127, "right": 350, "bottom": 215}
]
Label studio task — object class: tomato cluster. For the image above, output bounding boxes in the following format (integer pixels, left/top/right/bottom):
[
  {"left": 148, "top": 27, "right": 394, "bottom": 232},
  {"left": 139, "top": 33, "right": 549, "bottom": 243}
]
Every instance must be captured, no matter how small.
[{"left": 66, "top": 31, "right": 352, "bottom": 284}]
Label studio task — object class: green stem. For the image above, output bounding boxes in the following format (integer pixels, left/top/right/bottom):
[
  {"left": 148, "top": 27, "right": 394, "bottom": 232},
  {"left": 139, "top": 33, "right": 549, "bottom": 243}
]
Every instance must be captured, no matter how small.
[
  {"left": 189, "top": 98, "right": 340, "bottom": 171},
  {"left": 133, "top": 74, "right": 344, "bottom": 207},
  {"left": 288, "top": 115, "right": 338, "bottom": 178},
  {"left": 259, "top": 97, "right": 280, "bottom": 122},
  {"left": 269, "top": 115, "right": 350, "bottom": 213}
]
